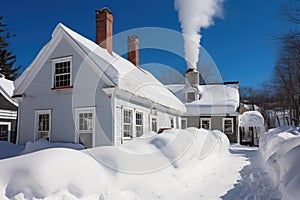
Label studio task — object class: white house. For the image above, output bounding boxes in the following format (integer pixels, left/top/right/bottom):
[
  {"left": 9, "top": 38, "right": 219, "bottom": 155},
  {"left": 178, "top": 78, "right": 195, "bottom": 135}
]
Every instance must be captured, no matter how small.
[
  {"left": 13, "top": 8, "right": 185, "bottom": 148},
  {"left": 0, "top": 74, "right": 18, "bottom": 143},
  {"left": 167, "top": 69, "right": 240, "bottom": 143}
]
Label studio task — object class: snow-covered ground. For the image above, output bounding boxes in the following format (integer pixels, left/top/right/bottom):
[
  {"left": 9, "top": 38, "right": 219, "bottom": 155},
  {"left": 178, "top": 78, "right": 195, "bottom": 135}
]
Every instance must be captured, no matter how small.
[{"left": 0, "top": 127, "right": 298, "bottom": 199}]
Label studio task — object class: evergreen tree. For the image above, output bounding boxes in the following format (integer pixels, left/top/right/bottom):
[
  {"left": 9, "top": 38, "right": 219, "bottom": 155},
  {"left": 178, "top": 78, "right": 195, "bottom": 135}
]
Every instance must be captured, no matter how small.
[{"left": 0, "top": 16, "right": 21, "bottom": 80}]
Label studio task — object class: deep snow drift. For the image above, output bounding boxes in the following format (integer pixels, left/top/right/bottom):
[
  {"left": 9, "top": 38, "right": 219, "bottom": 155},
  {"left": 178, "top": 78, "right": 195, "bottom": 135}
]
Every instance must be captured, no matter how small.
[
  {"left": 260, "top": 126, "right": 300, "bottom": 200},
  {"left": 0, "top": 128, "right": 247, "bottom": 200}
]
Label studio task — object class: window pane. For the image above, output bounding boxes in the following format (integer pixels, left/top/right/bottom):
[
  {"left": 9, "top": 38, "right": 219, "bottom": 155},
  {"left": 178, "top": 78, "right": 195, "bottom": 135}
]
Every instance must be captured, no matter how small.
[
  {"left": 79, "top": 112, "right": 93, "bottom": 131},
  {"left": 123, "top": 110, "right": 133, "bottom": 138}
]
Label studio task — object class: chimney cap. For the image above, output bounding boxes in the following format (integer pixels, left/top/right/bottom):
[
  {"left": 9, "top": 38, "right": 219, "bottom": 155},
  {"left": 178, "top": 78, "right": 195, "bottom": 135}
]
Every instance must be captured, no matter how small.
[
  {"left": 96, "top": 7, "right": 113, "bottom": 15},
  {"left": 185, "top": 68, "right": 199, "bottom": 73}
]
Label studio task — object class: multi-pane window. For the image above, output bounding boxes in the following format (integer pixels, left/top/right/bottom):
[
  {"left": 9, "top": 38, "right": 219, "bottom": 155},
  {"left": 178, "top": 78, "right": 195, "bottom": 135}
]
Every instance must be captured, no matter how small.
[
  {"left": 35, "top": 110, "right": 51, "bottom": 140},
  {"left": 123, "top": 109, "right": 133, "bottom": 138},
  {"left": 201, "top": 118, "right": 211, "bottom": 130},
  {"left": 181, "top": 118, "right": 187, "bottom": 129},
  {"left": 79, "top": 113, "right": 93, "bottom": 131},
  {"left": 136, "top": 112, "right": 143, "bottom": 137},
  {"left": 52, "top": 57, "right": 72, "bottom": 88},
  {"left": 187, "top": 92, "right": 196, "bottom": 102},
  {"left": 151, "top": 118, "right": 158, "bottom": 132},
  {"left": 223, "top": 118, "right": 234, "bottom": 134}
]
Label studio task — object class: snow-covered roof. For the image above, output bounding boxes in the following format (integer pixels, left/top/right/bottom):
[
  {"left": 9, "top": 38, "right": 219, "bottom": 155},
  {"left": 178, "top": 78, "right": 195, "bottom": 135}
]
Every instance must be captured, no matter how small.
[
  {"left": 239, "top": 111, "right": 264, "bottom": 127},
  {"left": 14, "top": 23, "right": 185, "bottom": 113},
  {"left": 0, "top": 76, "right": 14, "bottom": 97},
  {"left": 167, "top": 84, "right": 240, "bottom": 115}
]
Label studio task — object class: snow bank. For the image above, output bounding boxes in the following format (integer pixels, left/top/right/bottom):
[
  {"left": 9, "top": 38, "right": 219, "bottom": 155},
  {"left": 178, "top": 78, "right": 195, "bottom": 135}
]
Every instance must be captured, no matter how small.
[
  {"left": 260, "top": 126, "right": 300, "bottom": 200},
  {"left": 0, "top": 149, "right": 115, "bottom": 200},
  {"left": 21, "top": 139, "right": 84, "bottom": 154},
  {"left": 0, "top": 139, "right": 84, "bottom": 160},
  {"left": 0, "top": 128, "right": 232, "bottom": 199},
  {"left": 84, "top": 128, "right": 230, "bottom": 173}
]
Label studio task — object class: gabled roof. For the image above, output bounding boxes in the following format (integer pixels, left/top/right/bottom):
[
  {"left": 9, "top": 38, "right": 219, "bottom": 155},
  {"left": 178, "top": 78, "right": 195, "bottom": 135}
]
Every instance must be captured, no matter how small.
[
  {"left": 167, "top": 83, "right": 240, "bottom": 115},
  {"left": 0, "top": 77, "right": 17, "bottom": 109},
  {"left": 14, "top": 23, "right": 185, "bottom": 113}
]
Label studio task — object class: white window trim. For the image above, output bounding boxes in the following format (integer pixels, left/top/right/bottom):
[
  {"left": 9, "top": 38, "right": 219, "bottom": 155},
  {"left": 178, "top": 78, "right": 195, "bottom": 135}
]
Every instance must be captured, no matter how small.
[
  {"left": 75, "top": 107, "right": 96, "bottom": 147},
  {"left": 0, "top": 122, "right": 11, "bottom": 142},
  {"left": 34, "top": 109, "right": 52, "bottom": 141},
  {"left": 52, "top": 56, "right": 73, "bottom": 89},
  {"left": 223, "top": 118, "right": 234, "bottom": 134},
  {"left": 181, "top": 118, "right": 187, "bottom": 129},
  {"left": 200, "top": 118, "right": 211, "bottom": 130},
  {"left": 135, "top": 111, "right": 144, "bottom": 137},
  {"left": 122, "top": 108, "right": 134, "bottom": 141}
]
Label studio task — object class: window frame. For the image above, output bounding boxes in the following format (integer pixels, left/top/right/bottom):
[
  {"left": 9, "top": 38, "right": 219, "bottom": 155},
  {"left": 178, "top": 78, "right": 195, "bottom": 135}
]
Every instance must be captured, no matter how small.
[
  {"left": 186, "top": 91, "right": 196, "bottom": 102},
  {"left": 135, "top": 111, "right": 143, "bottom": 137},
  {"left": 123, "top": 109, "right": 133, "bottom": 139},
  {"left": 52, "top": 56, "right": 73, "bottom": 90},
  {"left": 223, "top": 118, "right": 234, "bottom": 134},
  {"left": 0, "top": 122, "right": 11, "bottom": 142},
  {"left": 181, "top": 118, "right": 187, "bottom": 129},
  {"left": 200, "top": 118, "right": 211, "bottom": 130},
  {"left": 35, "top": 109, "right": 52, "bottom": 141}
]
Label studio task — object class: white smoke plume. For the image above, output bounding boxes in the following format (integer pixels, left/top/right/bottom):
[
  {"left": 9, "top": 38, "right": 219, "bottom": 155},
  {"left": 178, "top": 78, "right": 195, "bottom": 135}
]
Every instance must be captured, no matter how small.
[{"left": 175, "top": 0, "right": 224, "bottom": 69}]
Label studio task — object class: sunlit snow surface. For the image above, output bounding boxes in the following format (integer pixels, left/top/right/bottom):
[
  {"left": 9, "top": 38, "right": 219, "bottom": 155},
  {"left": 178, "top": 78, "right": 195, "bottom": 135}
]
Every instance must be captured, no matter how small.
[{"left": 2, "top": 127, "right": 298, "bottom": 199}]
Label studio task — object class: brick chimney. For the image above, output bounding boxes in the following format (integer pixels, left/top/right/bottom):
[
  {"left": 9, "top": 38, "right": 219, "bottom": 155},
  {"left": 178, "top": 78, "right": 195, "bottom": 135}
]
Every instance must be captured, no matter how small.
[
  {"left": 95, "top": 8, "right": 113, "bottom": 54},
  {"left": 127, "top": 35, "right": 139, "bottom": 67}
]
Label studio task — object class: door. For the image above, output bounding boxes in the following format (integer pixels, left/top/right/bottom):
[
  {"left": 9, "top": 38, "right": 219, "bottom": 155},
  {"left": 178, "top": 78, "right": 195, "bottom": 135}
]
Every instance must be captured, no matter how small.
[
  {"left": 75, "top": 107, "right": 95, "bottom": 148},
  {"left": 0, "top": 122, "right": 11, "bottom": 142}
]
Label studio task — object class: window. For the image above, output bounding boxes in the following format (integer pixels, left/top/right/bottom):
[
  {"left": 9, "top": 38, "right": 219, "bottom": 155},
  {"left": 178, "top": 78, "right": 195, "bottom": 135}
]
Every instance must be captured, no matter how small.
[
  {"left": 170, "top": 117, "right": 174, "bottom": 128},
  {"left": 187, "top": 92, "right": 196, "bottom": 102},
  {"left": 52, "top": 57, "right": 72, "bottom": 89},
  {"left": 223, "top": 118, "right": 234, "bottom": 134},
  {"left": 151, "top": 118, "right": 158, "bottom": 132},
  {"left": 0, "top": 122, "right": 11, "bottom": 142},
  {"left": 75, "top": 107, "right": 95, "bottom": 148},
  {"left": 201, "top": 118, "right": 211, "bottom": 130},
  {"left": 79, "top": 113, "right": 93, "bottom": 132},
  {"left": 181, "top": 118, "right": 187, "bottom": 129},
  {"left": 123, "top": 109, "right": 133, "bottom": 138},
  {"left": 35, "top": 110, "right": 51, "bottom": 141},
  {"left": 136, "top": 112, "right": 143, "bottom": 137}
]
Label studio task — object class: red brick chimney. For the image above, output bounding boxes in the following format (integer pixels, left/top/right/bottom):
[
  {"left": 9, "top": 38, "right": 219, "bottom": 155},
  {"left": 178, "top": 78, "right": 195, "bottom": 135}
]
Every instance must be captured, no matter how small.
[
  {"left": 127, "top": 35, "right": 139, "bottom": 68},
  {"left": 95, "top": 8, "right": 113, "bottom": 54}
]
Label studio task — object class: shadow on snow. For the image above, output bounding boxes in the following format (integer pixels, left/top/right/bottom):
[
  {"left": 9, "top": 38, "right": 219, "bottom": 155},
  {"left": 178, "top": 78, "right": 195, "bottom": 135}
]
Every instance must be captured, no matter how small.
[{"left": 221, "top": 146, "right": 281, "bottom": 200}]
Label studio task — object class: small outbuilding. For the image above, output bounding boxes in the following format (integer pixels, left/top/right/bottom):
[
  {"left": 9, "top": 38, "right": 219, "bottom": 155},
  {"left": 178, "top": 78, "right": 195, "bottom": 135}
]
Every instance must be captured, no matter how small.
[{"left": 239, "top": 111, "right": 264, "bottom": 146}]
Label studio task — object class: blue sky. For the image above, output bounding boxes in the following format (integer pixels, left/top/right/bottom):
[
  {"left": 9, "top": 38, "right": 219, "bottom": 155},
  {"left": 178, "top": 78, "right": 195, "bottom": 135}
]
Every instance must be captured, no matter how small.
[{"left": 0, "top": 0, "right": 289, "bottom": 87}]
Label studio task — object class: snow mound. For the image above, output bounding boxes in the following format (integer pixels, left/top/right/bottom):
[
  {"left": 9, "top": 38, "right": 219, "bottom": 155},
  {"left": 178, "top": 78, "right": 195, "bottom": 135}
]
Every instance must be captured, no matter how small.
[
  {"left": 21, "top": 139, "right": 84, "bottom": 155},
  {"left": 0, "top": 148, "right": 115, "bottom": 200},
  {"left": 260, "top": 126, "right": 300, "bottom": 200},
  {"left": 84, "top": 128, "right": 230, "bottom": 173},
  {"left": 0, "top": 129, "right": 232, "bottom": 199},
  {"left": 239, "top": 111, "right": 264, "bottom": 127}
]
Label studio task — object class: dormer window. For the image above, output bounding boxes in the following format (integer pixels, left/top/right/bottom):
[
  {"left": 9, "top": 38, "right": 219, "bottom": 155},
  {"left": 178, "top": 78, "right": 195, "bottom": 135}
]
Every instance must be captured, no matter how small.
[
  {"left": 187, "top": 91, "right": 196, "bottom": 102},
  {"left": 52, "top": 56, "right": 72, "bottom": 89}
]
